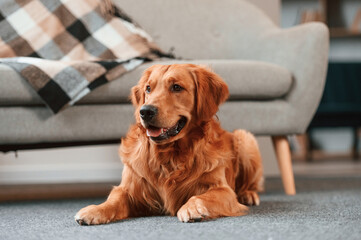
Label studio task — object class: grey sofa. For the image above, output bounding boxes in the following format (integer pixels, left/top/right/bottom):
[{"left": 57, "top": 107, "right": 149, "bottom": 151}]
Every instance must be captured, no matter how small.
[{"left": 0, "top": 0, "right": 329, "bottom": 194}]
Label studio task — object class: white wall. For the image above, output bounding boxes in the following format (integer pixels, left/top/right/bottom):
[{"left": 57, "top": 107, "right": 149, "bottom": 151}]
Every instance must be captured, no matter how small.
[
  {"left": 247, "top": 0, "right": 280, "bottom": 25},
  {"left": 0, "top": 137, "right": 280, "bottom": 185},
  {"left": 0, "top": 145, "right": 122, "bottom": 185}
]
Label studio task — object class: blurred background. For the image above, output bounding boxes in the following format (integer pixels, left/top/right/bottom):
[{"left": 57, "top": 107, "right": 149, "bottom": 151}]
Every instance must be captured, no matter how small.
[
  {"left": 0, "top": 0, "right": 360, "bottom": 201},
  {"left": 282, "top": 0, "right": 361, "bottom": 176}
]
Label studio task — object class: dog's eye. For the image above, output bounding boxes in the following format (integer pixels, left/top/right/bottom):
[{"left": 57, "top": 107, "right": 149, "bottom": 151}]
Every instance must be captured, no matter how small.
[
  {"left": 171, "top": 84, "right": 183, "bottom": 92},
  {"left": 145, "top": 85, "right": 151, "bottom": 93}
]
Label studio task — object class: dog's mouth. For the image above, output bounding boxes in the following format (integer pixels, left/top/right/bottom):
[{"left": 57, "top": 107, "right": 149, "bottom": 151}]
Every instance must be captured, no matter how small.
[{"left": 145, "top": 116, "right": 187, "bottom": 142}]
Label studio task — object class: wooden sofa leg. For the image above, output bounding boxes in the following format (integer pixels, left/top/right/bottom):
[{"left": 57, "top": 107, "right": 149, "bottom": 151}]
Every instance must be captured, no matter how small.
[{"left": 272, "top": 136, "right": 296, "bottom": 195}]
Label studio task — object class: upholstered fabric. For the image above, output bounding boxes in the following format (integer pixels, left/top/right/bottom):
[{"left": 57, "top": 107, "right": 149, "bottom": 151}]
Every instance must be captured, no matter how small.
[
  {"left": 0, "top": 59, "right": 292, "bottom": 105},
  {"left": 0, "top": 100, "right": 295, "bottom": 145},
  {"left": 0, "top": 105, "right": 134, "bottom": 144}
]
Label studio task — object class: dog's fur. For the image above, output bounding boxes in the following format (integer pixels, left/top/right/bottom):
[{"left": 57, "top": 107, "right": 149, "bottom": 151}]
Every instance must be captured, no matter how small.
[{"left": 75, "top": 64, "right": 263, "bottom": 224}]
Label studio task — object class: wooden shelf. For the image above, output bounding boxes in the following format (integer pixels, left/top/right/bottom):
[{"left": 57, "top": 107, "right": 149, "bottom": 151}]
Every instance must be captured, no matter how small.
[
  {"left": 298, "top": 0, "right": 361, "bottom": 38},
  {"left": 330, "top": 28, "right": 361, "bottom": 38}
]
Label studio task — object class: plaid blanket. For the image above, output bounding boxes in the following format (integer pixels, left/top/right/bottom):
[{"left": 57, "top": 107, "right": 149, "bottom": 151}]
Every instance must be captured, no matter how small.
[{"left": 0, "top": 0, "right": 163, "bottom": 113}]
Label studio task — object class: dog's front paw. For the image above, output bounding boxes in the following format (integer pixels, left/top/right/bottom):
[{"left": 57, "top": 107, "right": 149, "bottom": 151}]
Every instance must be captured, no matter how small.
[
  {"left": 237, "top": 190, "right": 260, "bottom": 206},
  {"left": 75, "top": 204, "right": 115, "bottom": 226},
  {"left": 177, "top": 197, "right": 210, "bottom": 223}
]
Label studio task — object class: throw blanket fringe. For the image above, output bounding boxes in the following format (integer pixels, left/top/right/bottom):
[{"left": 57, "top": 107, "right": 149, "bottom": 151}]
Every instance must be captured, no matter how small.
[{"left": 101, "top": 0, "right": 115, "bottom": 17}]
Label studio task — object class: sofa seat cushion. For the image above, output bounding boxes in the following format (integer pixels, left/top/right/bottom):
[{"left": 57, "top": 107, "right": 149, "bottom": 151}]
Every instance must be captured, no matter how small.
[{"left": 0, "top": 59, "right": 292, "bottom": 106}]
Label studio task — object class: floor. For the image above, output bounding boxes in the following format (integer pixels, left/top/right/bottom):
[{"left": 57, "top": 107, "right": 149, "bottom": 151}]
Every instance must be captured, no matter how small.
[
  {"left": 293, "top": 159, "right": 361, "bottom": 177},
  {"left": 1, "top": 177, "right": 360, "bottom": 240},
  {"left": 1, "top": 133, "right": 360, "bottom": 239}
]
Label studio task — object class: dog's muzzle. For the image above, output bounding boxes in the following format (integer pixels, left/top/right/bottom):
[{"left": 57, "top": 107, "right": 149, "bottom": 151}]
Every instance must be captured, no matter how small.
[{"left": 140, "top": 105, "right": 158, "bottom": 122}]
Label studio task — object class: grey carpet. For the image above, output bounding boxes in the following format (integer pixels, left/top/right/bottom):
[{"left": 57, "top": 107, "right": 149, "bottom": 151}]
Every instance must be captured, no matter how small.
[{"left": 1, "top": 177, "right": 361, "bottom": 240}]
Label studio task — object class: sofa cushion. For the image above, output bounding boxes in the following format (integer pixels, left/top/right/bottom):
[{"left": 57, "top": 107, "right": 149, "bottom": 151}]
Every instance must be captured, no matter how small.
[
  {"left": 0, "top": 59, "right": 292, "bottom": 106},
  {"left": 0, "top": 100, "right": 298, "bottom": 145}
]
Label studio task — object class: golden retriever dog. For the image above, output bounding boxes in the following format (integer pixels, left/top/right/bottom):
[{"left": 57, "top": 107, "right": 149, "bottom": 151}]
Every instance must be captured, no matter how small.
[{"left": 75, "top": 64, "right": 263, "bottom": 225}]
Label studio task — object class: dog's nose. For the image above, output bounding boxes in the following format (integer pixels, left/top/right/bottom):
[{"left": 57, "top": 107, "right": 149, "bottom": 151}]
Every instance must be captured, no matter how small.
[{"left": 140, "top": 105, "right": 158, "bottom": 122}]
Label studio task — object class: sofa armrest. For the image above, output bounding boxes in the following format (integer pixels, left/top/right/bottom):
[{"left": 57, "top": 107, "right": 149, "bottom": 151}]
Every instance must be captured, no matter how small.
[{"left": 253, "top": 22, "right": 329, "bottom": 133}]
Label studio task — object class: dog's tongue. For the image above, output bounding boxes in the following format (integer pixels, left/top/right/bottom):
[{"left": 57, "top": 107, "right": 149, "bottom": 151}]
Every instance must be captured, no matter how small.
[{"left": 146, "top": 128, "right": 162, "bottom": 137}]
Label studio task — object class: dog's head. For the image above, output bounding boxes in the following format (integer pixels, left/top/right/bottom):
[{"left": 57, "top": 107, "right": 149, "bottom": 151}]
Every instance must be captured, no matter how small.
[{"left": 131, "top": 64, "right": 229, "bottom": 144}]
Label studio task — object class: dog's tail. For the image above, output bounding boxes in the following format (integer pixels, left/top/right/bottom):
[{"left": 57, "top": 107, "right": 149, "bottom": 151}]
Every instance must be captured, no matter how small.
[{"left": 233, "top": 129, "right": 264, "bottom": 193}]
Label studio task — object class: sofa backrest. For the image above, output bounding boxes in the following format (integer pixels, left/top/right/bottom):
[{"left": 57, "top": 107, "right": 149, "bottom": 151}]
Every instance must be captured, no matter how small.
[{"left": 113, "top": 0, "right": 277, "bottom": 60}]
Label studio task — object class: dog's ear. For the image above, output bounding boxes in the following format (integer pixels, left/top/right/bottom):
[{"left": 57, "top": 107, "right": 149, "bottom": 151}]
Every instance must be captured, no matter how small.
[
  {"left": 130, "top": 66, "right": 156, "bottom": 107},
  {"left": 191, "top": 65, "right": 229, "bottom": 121},
  {"left": 130, "top": 85, "right": 142, "bottom": 107}
]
